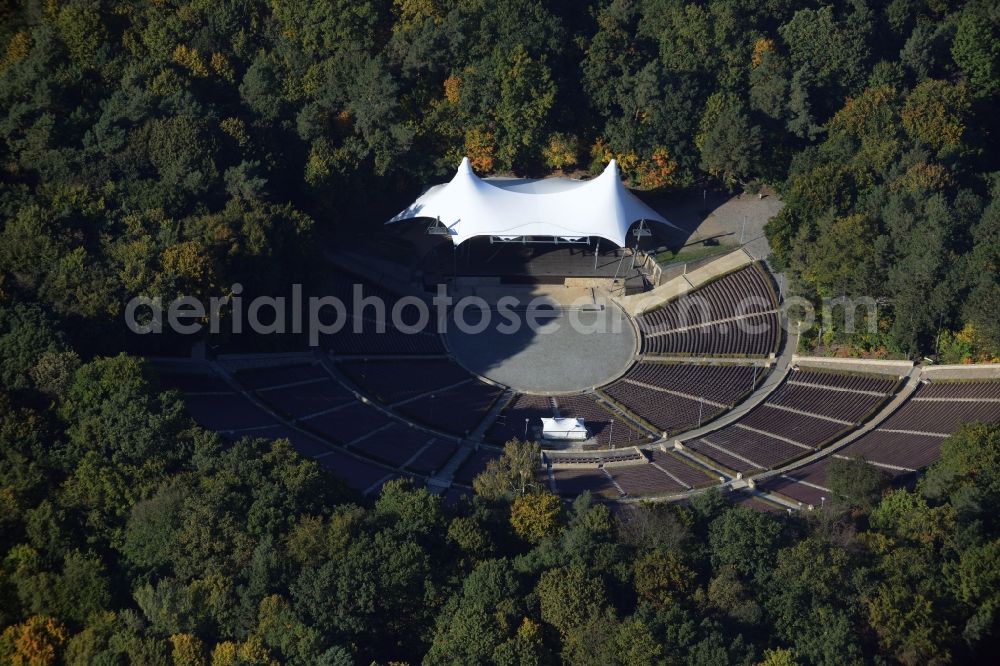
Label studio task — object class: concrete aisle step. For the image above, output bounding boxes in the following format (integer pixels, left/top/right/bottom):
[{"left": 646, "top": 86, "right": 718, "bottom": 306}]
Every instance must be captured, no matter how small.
[
  {"left": 469, "top": 389, "right": 515, "bottom": 442},
  {"left": 428, "top": 443, "right": 478, "bottom": 492}
]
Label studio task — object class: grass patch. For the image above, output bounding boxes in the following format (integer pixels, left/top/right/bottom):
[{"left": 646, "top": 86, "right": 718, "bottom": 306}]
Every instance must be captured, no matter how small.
[{"left": 653, "top": 243, "right": 732, "bottom": 267}]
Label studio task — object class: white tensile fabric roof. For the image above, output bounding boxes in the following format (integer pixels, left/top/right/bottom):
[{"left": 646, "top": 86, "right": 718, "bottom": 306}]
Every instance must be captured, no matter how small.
[{"left": 387, "top": 157, "right": 677, "bottom": 247}]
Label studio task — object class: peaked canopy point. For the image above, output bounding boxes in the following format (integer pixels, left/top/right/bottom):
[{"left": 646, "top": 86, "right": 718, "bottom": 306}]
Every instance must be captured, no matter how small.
[{"left": 387, "top": 157, "right": 678, "bottom": 248}]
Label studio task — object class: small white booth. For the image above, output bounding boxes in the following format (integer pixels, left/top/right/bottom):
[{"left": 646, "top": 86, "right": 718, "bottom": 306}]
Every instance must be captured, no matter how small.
[{"left": 541, "top": 417, "right": 588, "bottom": 441}]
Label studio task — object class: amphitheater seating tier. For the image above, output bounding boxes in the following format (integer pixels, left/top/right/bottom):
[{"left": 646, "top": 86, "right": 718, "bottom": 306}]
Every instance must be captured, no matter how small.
[
  {"left": 158, "top": 373, "right": 232, "bottom": 393},
  {"left": 700, "top": 426, "right": 808, "bottom": 469},
  {"left": 349, "top": 423, "right": 434, "bottom": 467},
  {"left": 235, "top": 363, "right": 328, "bottom": 389},
  {"left": 640, "top": 313, "right": 779, "bottom": 356},
  {"left": 396, "top": 381, "right": 504, "bottom": 436},
  {"left": 838, "top": 431, "right": 944, "bottom": 471},
  {"left": 339, "top": 358, "right": 474, "bottom": 405},
  {"left": 554, "top": 394, "right": 651, "bottom": 448},
  {"left": 165, "top": 371, "right": 403, "bottom": 494},
  {"left": 603, "top": 382, "right": 723, "bottom": 433},
  {"left": 761, "top": 460, "right": 832, "bottom": 506},
  {"left": 320, "top": 270, "right": 445, "bottom": 356},
  {"left": 606, "top": 464, "right": 686, "bottom": 496},
  {"left": 762, "top": 380, "right": 1000, "bottom": 507},
  {"left": 405, "top": 439, "right": 459, "bottom": 475},
  {"left": 679, "top": 369, "right": 898, "bottom": 474},
  {"left": 837, "top": 380, "right": 1000, "bottom": 469},
  {"left": 486, "top": 393, "right": 554, "bottom": 444},
  {"left": 731, "top": 493, "right": 786, "bottom": 513},
  {"left": 157, "top": 262, "right": 1000, "bottom": 508},
  {"left": 636, "top": 264, "right": 780, "bottom": 358},
  {"left": 183, "top": 392, "right": 278, "bottom": 431},
  {"left": 684, "top": 439, "right": 763, "bottom": 474},
  {"left": 601, "top": 362, "right": 765, "bottom": 435},
  {"left": 738, "top": 406, "right": 849, "bottom": 447},
  {"left": 453, "top": 448, "right": 502, "bottom": 486},
  {"left": 767, "top": 381, "right": 893, "bottom": 422},
  {"left": 257, "top": 378, "right": 356, "bottom": 419},
  {"left": 551, "top": 468, "right": 618, "bottom": 498},
  {"left": 299, "top": 401, "right": 396, "bottom": 445},
  {"left": 636, "top": 265, "right": 776, "bottom": 334},
  {"left": 648, "top": 449, "right": 719, "bottom": 487},
  {"left": 624, "top": 362, "right": 760, "bottom": 404},
  {"left": 544, "top": 449, "right": 644, "bottom": 466}
]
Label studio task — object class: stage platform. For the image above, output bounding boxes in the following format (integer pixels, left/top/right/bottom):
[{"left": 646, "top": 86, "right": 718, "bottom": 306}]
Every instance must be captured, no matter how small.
[
  {"left": 421, "top": 240, "right": 651, "bottom": 292},
  {"left": 448, "top": 282, "right": 603, "bottom": 309}
]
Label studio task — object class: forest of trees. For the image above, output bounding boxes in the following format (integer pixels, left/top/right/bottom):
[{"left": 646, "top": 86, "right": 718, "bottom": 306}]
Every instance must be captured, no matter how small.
[
  {"left": 2, "top": 1, "right": 1000, "bottom": 664},
  {"left": 1, "top": 355, "right": 999, "bottom": 664}
]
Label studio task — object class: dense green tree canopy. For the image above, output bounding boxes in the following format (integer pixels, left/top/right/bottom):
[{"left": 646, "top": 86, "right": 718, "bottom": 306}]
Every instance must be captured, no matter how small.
[
  {"left": 0, "top": 1, "right": 999, "bottom": 663},
  {"left": 0, "top": 0, "right": 995, "bottom": 358}
]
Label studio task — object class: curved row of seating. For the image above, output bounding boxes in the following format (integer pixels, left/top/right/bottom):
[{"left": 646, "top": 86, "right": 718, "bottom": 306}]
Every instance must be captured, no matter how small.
[
  {"left": 550, "top": 468, "right": 619, "bottom": 498},
  {"left": 324, "top": 326, "right": 444, "bottom": 356},
  {"left": 543, "top": 449, "right": 644, "bottom": 466},
  {"left": 550, "top": 394, "right": 653, "bottom": 448},
  {"left": 640, "top": 313, "right": 780, "bottom": 356},
  {"left": 919, "top": 381, "right": 1000, "bottom": 400},
  {"left": 637, "top": 264, "right": 776, "bottom": 334},
  {"left": 785, "top": 370, "right": 896, "bottom": 393},
  {"left": 601, "top": 362, "right": 764, "bottom": 434},
  {"left": 602, "top": 383, "right": 725, "bottom": 433},
  {"left": 681, "top": 368, "right": 897, "bottom": 474},
  {"left": 838, "top": 380, "right": 1000, "bottom": 469},
  {"left": 396, "top": 380, "right": 505, "bottom": 436},
  {"left": 486, "top": 394, "right": 554, "bottom": 443},
  {"left": 547, "top": 448, "right": 717, "bottom": 498},
  {"left": 623, "top": 362, "right": 763, "bottom": 404},
  {"left": 335, "top": 358, "right": 505, "bottom": 437},
  {"left": 338, "top": 359, "right": 475, "bottom": 405},
  {"left": 157, "top": 366, "right": 420, "bottom": 495},
  {"left": 760, "top": 379, "right": 1000, "bottom": 508}
]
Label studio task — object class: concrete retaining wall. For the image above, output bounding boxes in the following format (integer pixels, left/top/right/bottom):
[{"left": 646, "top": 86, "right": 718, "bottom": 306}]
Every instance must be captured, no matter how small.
[
  {"left": 546, "top": 446, "right": 646, "bottom": 469},
  {"left": 791, "top": 355, "right": 913, "bottom": 377},
  {"left": 921, "top": 364, "right": 1000, "bottom": 381}
]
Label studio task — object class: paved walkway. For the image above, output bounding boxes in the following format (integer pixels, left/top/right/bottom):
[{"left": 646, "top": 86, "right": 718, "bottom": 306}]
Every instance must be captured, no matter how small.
[
  {"left": 445, "top": 303, "right": 637, "bottom": 393},
  {"left": 643, "top": 187, "right": 784, "bottom": 263},
  {"left": 637, "top": 355, "right": 769, "bottom": 365},
  {"left": 429, "top": 445, "right": 476, "bottom": 491}
]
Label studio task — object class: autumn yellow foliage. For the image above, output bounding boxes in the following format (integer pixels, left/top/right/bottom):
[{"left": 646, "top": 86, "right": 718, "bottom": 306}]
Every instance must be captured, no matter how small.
[
  {"left": 635, "top": 147, "right": 678, "bottom": 189},
  {"left": 901, "top": 80, "right": 970, "bottom": 152},
  {"left": 510, "top": 492, "right": 562, "bottom": 542},
  {"left": 751, "top": 38, "right": 775, "bottom": 68},
  {"left": 173, "top": 44, "right": 210, "bottom": 77},
  {"left": 443, "top": 74, "right": 462, "bottom": 104},
  {"left": 465, "top": 127, "right": 496, "bottom": 173},
  {"left": 0, "top": 32, "right": 30, "bottom": 72},
  {"left": 0, "top": 616, "right": 67, "bottom": 666},
  {"left": 542, "top": 132, "right": 579, "bottom": 170},
  {"left": 170, "top": 633, "right": 208, "bottom": 666}
]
